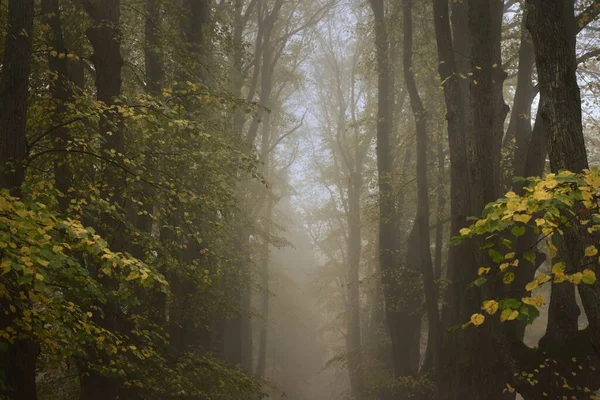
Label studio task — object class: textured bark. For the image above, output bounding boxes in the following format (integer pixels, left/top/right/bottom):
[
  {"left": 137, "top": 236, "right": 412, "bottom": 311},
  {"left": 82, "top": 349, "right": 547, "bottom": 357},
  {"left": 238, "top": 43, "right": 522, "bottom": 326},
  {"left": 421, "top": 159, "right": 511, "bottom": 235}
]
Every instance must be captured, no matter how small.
[
  {"left": 402, "top": 0, "right": 440, "bottom": 378},
  {"left": 345, "top": 169, "right": 364, "bottom": 397},
  {"left": 369, "top": 0, "right": 412, "bottom": 381},
  {"left": 0, "top": 0, "right": 34, "bottom": 194},
  {"left": 145, "top": 0, "right": 164, "bottom": 95},
  {"left": 255, "top": 106, "right": 272, "bottom": 380},
  {"left": 526, "top": 0, "right": 600, "bottom": 374},
  {"left": 42, "top": 0, "right": 77, "bottom": 213},
  {"left": 0, "top": 1, "right": 38, "bottom": 399},
  {"left": 80, "top": 1, "right": 124, "bottom": 398},
  {"left": 504, "top": 19, "right": 535, "bottom": 187},
  {"left": 179, "top": 0, "right": 210, "bottom": 82},
  {"left": 433, "top": 133, "right": 445, "bottom": 282},
  {"left": 432, "top": 0, "right": 475, "bottom": 397},
  {"left": 245, "top": 0, "right": 281, "bottom": 147}
]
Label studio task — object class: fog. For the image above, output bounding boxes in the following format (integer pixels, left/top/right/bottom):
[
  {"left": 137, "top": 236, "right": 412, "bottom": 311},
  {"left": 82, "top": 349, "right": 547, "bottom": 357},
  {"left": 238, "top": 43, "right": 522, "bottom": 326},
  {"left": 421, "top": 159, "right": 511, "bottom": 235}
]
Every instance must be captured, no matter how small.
[{"left": 2, "top": 0, "right": 600, "bottom": 399}]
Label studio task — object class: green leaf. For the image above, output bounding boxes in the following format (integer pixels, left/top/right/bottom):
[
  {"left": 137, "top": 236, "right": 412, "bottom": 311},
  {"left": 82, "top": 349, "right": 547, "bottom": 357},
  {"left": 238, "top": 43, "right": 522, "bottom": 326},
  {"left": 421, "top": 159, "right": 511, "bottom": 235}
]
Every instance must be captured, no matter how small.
[
  {"left": 511, "top": 226, "right": 526, "bottom": 237},
  {"left": 523, "top": 251, "right": 536, "bottom": 264},
  {"left": 489, "top": 249, "right": 503, "bottom": 263}
]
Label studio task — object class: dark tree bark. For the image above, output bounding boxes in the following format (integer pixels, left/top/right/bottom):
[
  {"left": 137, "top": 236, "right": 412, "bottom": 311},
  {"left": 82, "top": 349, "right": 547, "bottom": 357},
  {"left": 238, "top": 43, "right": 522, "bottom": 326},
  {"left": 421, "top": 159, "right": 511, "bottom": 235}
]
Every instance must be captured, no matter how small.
[
  {"left": 42, "top": 0, "right": 75, "bottom": 213},
  {"left": 369, "top": 0, "right": 411, "bottom": 381},
  {"left": 431, "top": 0, "right": 477, "bottom": 397},
  {"left": 80, "top": 1, "right": 124, "bottom": 399},
  {"left": 0, "top": 2, "right": 38, "bottom": 399},
  {"left": 179, "top": 0, "right": 210, "bottom": 82},
  {"left": 255, "top": 104, "right": 272, "bottom": 380},
  {"left": 433, "top": 133, "right": 445, "bottom": 282},
  {"left": 526, "top": 0, "right": 600, "bottom": 377},
  {"left": 0, "top": 0, "right": 34, "bottom": 194},
  {"left": 145, "top": 0, "right": 165, "bottom": 95},
  {"left": 402, "top": 0, "right": 440, "bottom": 378},
  {"left": 503, "top": 19, "right": 535, "bottom": 187}
]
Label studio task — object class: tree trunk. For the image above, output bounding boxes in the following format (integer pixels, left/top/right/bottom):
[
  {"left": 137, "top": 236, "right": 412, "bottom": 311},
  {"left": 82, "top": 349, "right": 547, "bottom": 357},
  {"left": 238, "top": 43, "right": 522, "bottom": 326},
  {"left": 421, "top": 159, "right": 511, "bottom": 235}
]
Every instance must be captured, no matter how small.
[
  {"left": 42, "top": 0, "right": 76, "bottom": 213},
  {"left": 0, "top": 1, "right": 38, "bottom": 399},
  {"left": 345, "top": 170, "right": 364, "bottom": 397},
  {"left": 369, "top": 0, "right": 410, "bottom": 382},
  {"left": 255, "top": 105, "right": 272, "bottom": 380},
  {"left": 0, "top": 0, "right": 34, "bottom": 194},
  {"left": 526, "top": 0, "right": 600, "bottom": 368},
  {"left": 402, "top": 0, "right": 440, "bottom": 378},
  {"left": 431, "top": 0, "right": 476, "bottom": 397},
  {"left": 80, "top": 1, "right": 124, "bottom": 398},
  {"left": 433, "top": 133, "right": 445, "bottom": 282},
  {"left": 503, "top": 19, "right": 535, "bottom": 186}
]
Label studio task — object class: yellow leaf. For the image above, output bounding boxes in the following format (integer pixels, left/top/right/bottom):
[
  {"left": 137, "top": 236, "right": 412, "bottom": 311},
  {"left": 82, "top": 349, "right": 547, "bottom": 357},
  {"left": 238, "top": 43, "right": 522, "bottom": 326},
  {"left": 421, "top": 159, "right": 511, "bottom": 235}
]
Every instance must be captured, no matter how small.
[
  {"left": 526, "top": 281, "right": 539, "bottom": 292},
  {"left": 582, "top": 269, "right": 596, "bottom": 284},
  {"left": 533, "top": 189, "right": 552, "bottom": 201},
  {"left": 552, "top": 262, "right": 566, "bottom": 275},
  {"left": 126, "top": 271, "right": 140, "bottom": 281},
  {"left": 35, "top": 273, "right": 44, "bottom": 282},
  {"left": 569, "top": 272, "right": 583, "bottom": 285},
  {"left": 500, "top": 309, "right": 519, "bottom": 322},
  {"left": 522, "top": 296, "right": 544, "bottom": 307},
  {"left": 513, "top": 214, "right": 532, "bottom": 224},
  {"left": 481, "top": 300, "right": 499, "bottom": 315},
  {"left": 554, "top": 272, "right": 568, "bottom": 283},
  {"left": 86, "top": 312, "right": 93, "bottom": 318},
  {"left": 503, "top": 272, "right": 515, "bottom": 285},
  {"left": 478, "top": 267, "right": 490, "bottom": 276},
  {"left": 537, "top": 273, "right": 551, "bottom": 284},
  {"left": 470, "top": 313, "right": 485, "bottom": 326},
  {"left": 499, "top": 263, "right": 510, "bottom": 271},
  {"left": 547, "top": 240, "right": 558, "bottom": 258},
  {"left": 585, "top": 246, "right": 598, "bottom": 257},
  {"left": 459, "top": 228, "right": 471, "bottom": 236},
  {"left": 505, "top": 252, "right": 516, "bottom": 259},
  {"left": 535, "top": 218, "right": 546, "bottom": 226},
  {"left": 9, "top": 305, "right": 16, "bottom": 313}
]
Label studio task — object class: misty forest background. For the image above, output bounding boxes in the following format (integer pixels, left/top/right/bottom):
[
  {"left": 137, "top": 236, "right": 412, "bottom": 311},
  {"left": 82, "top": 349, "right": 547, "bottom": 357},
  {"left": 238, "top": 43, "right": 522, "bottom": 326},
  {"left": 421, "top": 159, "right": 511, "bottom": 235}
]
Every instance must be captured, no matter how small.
[{"left": 1, "top": 0, "right": 600, "bottom": 399}]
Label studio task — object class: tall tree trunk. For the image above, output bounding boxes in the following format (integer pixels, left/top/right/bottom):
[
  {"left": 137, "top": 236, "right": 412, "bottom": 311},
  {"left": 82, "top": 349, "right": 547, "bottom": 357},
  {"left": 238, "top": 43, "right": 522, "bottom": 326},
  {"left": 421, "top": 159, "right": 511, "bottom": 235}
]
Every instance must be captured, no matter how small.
[
  {"left": 0, "top": 0, "right": 34, "bottom": 194},
  {"left": 0, "top": 2, "right": 37, "bottom": 399},
  {"left": 503, "top": 19, "right": 535, "bottom": 186},
  {"left": 402, "top": 0, "right": 440, "bottom": 379},
  {"left": 80, "top": 2, "right": 124, "bottom": 399},
  {"left": 42, "top": 0, "right": 76, "bottom": 213},
  {"left": 369, "top": 0, "right": 410, "bottom": 381},
  {"left": 255, "top": 107, "right": 272, "bottom": 379},
  {"left": 526, "top": 0, "right": 600, "bottom": 369},
  {"left": 433, "top": 133, "right": 445, "bottom": 282},
  {"left": 431, "top": 0, "right": 475, "bottom": 397},
  {"left": 345, "top": 169, "right": 364, "bottom": 397}
]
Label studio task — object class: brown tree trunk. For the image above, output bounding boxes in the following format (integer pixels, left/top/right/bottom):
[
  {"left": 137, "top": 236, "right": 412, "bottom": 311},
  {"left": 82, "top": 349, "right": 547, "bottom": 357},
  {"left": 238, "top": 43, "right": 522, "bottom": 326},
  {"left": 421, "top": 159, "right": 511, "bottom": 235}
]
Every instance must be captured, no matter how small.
[
  {"left": 0, "top": 0, "right": 34, "bottom": 194},
  {"left": 431, "top": 0, "right": 476, "bottom": 397},
  {"left": 402, "top": 0, "right": 440, "bottom": 378},
  {"left": 255, "top": 105, "right": 272, "bottom": 380},
  {"left": 42, "top": 0, "right": 76, "bottom": 213},
  {"left": 0, "top": 1, "right": 38, "bottom": 399},
  {"left": 345, "top": 169, "right": 364, "bottom": 397},
  {"left": 80, "top": 1, "right": 124, "bottom": 398},
  {"left": 433, "top": 134, "right": 445, "bottom": 282},
  {"left": 369, "top": 0, "right": 411, "bottom": 381},
  {"left": 526, "top": 0, "right": 600, "bottom": 371},
  {"left": 503, "top": 19, "right": 535, "bottom": 186}
]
